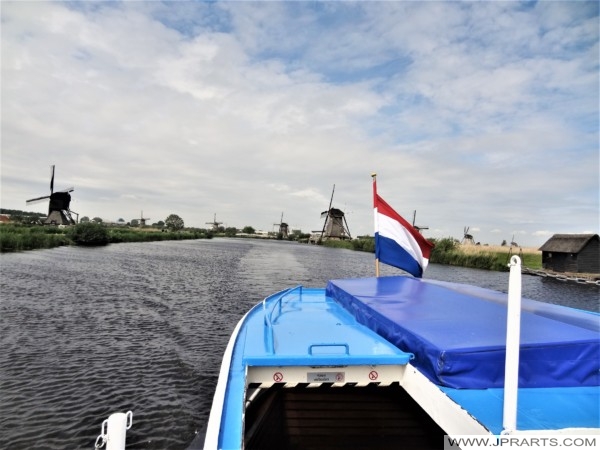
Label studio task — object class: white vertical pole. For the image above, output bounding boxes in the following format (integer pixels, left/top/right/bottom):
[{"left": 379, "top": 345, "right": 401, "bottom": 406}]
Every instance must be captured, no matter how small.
[
  {"left": 503, "top": 255, "right": 522, "bottom": 433},
  {"left": 105, "top": 411, "right": 132, "bottom": 450},
  {"left": 372, "top": 173, "right": 380, "bottom": 277}
]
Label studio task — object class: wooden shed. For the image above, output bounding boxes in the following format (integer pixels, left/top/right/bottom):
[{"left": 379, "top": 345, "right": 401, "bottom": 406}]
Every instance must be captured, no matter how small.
[{"left": 539, "top": 234, "right": 600, "bottom": 274}]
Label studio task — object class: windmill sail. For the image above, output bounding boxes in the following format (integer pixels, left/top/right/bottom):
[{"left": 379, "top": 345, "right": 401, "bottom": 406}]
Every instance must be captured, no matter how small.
[
  {"left": 26, "top": 194, "right": 52, "bottom": 204},
  {"left": 49, "top": 165, "right": 55, "bottom": 194}
]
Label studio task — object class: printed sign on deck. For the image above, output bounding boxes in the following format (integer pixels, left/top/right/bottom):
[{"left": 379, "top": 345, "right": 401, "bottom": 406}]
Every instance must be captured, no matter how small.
[{"left": 307, "top": 371, "right": 345, "bottom": 383}]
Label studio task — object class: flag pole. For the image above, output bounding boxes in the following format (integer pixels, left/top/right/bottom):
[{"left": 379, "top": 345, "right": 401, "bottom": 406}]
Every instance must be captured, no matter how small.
[{"left": 371, "top": 173, "right": 380, "bottom": 277}]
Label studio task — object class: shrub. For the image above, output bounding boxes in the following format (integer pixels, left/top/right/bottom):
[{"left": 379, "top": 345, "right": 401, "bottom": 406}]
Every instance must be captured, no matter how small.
[
  {"left": 0, "top": 231, "right": 20, "bottom": 252},
  {"left": 67, "top": 222, "right": 109, "bottom": 246},
  {"left": 430, "top": 237, "right": 458, "bottom": 255},
  {"left": 351, "top": 237, "right": 375, "bottom": 253},
  {"left": 321, "top": 239, "right": 353, "bottom": 250}
]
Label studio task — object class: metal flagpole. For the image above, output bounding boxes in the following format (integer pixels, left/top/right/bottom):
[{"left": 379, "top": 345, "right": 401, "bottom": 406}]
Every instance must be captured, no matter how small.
[{"left": 372, "top": 173, "right": 380, "bottom": 277}]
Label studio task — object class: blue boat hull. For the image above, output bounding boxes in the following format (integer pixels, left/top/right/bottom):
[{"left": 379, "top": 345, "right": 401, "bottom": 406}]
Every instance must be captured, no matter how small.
[{"left": 200, "top": 276, "right": 600, "bottom": 449}]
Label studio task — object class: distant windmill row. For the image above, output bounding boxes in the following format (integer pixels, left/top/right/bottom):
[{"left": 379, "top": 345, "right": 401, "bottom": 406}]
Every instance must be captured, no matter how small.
[
  {"left": 461, "top": 227, "right": 519, "bottom": 247},
  {"left": 24, "top": 169, "right": 422, "bottom": 239}
]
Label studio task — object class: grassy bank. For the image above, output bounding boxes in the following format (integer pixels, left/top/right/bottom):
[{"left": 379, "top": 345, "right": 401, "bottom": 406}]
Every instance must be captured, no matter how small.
[
  {"left": 0, "top": 224, "right": 212, "bottom": 253},
  {"left": 455, "top": 244, "right": 542, "bottom": 270},
  {"left": 3, "top": 226, "right": 542, "bottom": 274},
  {"left": 107, "top": 227, "right": 212, "bottom": 243},
  {"left": 322, "top": 237, "right": 375, "bottom": 252},
  {"left": 322, "top": 237, "right": 542, "bottom": 272},
  {"left": 0, "top": 225, "right": 71, "bottom": 252}
]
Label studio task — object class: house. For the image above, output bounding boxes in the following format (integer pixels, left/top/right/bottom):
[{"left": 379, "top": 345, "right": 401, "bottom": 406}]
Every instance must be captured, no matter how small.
[{"left": 539, "top": 234, "right": 600, "bottom": 274}]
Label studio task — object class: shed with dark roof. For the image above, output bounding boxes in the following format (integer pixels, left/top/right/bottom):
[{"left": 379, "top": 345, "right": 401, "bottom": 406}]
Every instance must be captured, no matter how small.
[{"left": 539, "top": 234, "right": 599, "bottom": 274}]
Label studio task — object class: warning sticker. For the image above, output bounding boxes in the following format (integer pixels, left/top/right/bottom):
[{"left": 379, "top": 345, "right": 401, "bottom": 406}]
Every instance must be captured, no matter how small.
[{"left": 307, "top": 371, "right": 345, "bottom": 383}]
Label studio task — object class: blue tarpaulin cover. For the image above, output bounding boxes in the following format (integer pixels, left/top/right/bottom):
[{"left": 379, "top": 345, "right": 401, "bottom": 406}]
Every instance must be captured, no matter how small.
[{"left": 326, "top": 276, "right": 600, "bottom": 389}]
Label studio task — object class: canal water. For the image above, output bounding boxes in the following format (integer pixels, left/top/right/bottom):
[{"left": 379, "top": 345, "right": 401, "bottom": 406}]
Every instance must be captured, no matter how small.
[{"left": 1, "top": 239, "right": 598, "bottom": 449}]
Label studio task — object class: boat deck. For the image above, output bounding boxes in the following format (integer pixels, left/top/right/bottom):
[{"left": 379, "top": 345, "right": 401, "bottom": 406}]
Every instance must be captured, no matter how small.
[
  {"left": 213, "top": 287, "right": 414, "bottom": 450},
  {"left": 242, "top": 286, "right": 413, "bottom": 367},
  {"left": 206, "top": 278, "right": 599, "bottom": 449}
]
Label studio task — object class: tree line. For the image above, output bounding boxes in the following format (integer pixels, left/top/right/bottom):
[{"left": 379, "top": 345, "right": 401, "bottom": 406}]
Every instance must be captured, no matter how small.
[{"left": 1, "top": 209, "right": 186, "bottom": 231}]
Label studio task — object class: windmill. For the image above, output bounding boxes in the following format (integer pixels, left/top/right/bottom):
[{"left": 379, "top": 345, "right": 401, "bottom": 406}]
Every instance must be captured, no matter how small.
[
  {"left": 314, "top": 185, "right": 351, "bottom": 243},
  {"left": 274, "top": 212, "right": 289, "bottom": 239},
  {"left": 412, "top": 210, "right": 429, "bottom": 233},
  {"left": 461, "top": 226, "right": 475, "bottom": 245},
  {"left": 26, "top": 165, "right": 77, "bottom": 225},
  {"left": 139, "top": 211, "right": 150, "bottom": 227},
  {"left": 506, "top": 234, "right": 523, "bottom": 264},
  {"left": 206, "top": 213, "right": 223, "bottom": 231}
]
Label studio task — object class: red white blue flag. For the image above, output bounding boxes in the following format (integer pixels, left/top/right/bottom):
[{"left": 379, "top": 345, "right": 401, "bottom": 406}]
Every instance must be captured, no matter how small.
[{"left": 373, "top": 177, "right": 434, "bottom": 278}]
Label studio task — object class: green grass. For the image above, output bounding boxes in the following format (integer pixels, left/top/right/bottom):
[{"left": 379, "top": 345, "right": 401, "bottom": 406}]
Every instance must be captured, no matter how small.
[
  {"left": 321, "top": 239, "right": 354, "bottom": 250},
  {"left": 0, "top": 224, "right": 213, "bottom": 253},
  {"left": 321, "top": 237, "right": 375, "bottom": 252},
  {"left": 320, "top": 237, "right": 542, "bottom": 272},
  {"left": 0, "top": 225, "right": 70, "bottom": 252},
  {"left": 483, "top": 250, "right": 542, "bottom": 270},
  {"left": 430, "top": 239, "right": 542, "bottom": 271},
  {"left": 430, "top": 249, "right": 506, "bottom": 271}
]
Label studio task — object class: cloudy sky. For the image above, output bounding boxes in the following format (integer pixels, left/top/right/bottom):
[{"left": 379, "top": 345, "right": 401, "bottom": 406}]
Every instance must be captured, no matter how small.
[{"left": 1, "top": 1, "right": 598, "bottom": 246}]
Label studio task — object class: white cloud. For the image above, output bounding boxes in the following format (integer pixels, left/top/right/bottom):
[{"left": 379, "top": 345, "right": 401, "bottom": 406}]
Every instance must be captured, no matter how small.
[{"left": 1, "top": 1, "right": 598, "bottom": 246}]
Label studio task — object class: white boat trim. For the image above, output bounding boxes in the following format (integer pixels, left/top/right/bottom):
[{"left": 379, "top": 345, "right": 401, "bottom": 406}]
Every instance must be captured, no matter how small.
[
  {"left": 203, "top": 307, "right": 253, "bottom": 450},
  {"left": 401, "top": 363, "right": 492, "bottom": 436}
]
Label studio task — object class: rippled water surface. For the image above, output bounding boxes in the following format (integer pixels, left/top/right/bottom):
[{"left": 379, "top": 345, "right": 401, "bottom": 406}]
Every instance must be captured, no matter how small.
[{"left": 1, "top": 239, "right": 598, "bottom": 449}]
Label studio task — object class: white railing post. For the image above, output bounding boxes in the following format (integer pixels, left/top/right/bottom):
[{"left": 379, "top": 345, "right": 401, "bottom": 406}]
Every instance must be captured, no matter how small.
[
  {"left": 503, "top": 255, "right": 522, "bottom": 434},
  {"left": 95, "top": 411, "right": 132, "bottom": 450}
]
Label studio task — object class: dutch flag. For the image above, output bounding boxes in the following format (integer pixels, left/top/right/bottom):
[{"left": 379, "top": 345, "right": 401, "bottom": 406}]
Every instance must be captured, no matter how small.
[{"left": 373, "top": 177, "right": 434, "bottom": 278}]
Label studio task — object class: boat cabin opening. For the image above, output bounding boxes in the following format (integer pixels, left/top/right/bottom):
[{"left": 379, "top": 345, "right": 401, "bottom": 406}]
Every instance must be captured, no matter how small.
[{"left": 244, "top": 382, "right": 445, "bottom": 450}]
